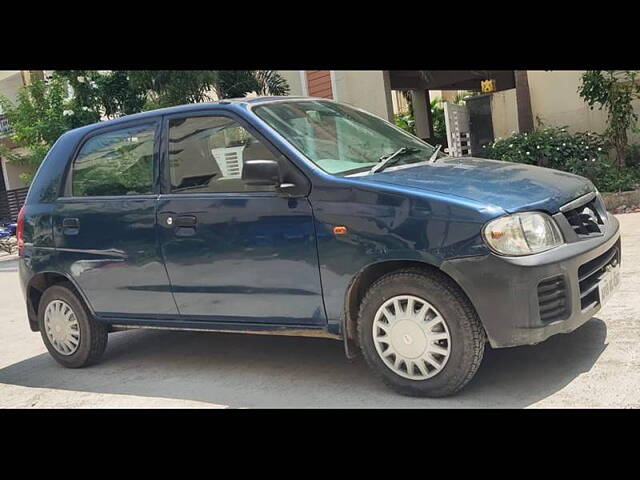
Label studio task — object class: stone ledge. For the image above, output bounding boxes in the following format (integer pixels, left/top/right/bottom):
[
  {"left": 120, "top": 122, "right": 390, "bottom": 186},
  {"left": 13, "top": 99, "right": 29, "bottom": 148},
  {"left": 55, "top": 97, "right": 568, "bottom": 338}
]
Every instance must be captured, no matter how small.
[{"left": 601, "top": 190, "right": 640, "bottom": 210}]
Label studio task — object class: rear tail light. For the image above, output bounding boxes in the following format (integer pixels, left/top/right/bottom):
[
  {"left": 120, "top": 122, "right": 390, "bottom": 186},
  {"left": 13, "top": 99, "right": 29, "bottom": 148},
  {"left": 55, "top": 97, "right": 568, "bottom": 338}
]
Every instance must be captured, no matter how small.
[{"left": 16, "top": 206, "right": 25, "bottom": 256}]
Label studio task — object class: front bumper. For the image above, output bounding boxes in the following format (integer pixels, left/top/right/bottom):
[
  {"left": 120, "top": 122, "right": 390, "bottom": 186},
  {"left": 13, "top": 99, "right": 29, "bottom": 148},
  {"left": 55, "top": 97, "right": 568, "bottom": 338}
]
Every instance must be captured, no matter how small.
[{"left": 441, "top": 214, "right": 621, "bottom": 348}]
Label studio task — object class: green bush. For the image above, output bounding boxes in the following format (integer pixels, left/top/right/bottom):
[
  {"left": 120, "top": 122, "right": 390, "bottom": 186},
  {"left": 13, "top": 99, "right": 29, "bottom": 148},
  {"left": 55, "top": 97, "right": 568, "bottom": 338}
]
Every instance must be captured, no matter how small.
[
  {"left": 626, "top": 143, "right": 640, "bottom": 169},
  {"left": 483, "top": 127, "right": 640, "bottom": 192},
  {"left": 394, "top": 112, "right": 416, "bottom": 135},
  {"left": 393, "top": 99, "right": 447, "bottom": 140},
  {"left": 430, "top": 98, "right": 446, "bottom": 140}
]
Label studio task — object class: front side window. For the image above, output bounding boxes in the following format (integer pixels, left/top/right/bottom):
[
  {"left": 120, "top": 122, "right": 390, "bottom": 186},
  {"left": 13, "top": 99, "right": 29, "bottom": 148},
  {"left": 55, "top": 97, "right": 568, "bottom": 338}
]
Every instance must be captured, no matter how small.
[
  {"left": 72, "top": 123, "right": 155, "bottom": 196},
  {"left": 168, "top": 115, "right": 283, "bottom": 194},
  {"left": 254, "top": 100, "right": 441, "bottom": 175}
]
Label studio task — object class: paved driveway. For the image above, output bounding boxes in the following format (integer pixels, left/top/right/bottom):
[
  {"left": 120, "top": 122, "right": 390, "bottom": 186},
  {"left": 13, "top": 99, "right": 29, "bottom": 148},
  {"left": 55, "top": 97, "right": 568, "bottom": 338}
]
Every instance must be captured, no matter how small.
[{"left": 1, "top": 214, "right": 638, "bottom": 408}]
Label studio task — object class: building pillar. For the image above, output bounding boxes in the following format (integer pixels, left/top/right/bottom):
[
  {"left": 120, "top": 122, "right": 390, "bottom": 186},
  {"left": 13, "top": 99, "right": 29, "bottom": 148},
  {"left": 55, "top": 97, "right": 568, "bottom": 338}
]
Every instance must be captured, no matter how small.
[
  {"left": 411, "top": 89, "right": 432, "bottom": 140},
  {"left": 515, "top": 70, "right": 534, "bottom": 133},
  {"left": 382, "top": 71, "right": 395, "bottom": 122}
]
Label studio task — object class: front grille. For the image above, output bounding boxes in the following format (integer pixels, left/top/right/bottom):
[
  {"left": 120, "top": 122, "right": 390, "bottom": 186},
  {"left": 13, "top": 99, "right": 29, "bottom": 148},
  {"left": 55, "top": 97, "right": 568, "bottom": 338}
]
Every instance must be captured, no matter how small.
[
  {"left": 562, "top": 197, "right": 606, "bottom": 237},
  {"left": 537, "top": 275, "right": 569, "bottom": 323},
  {"left": 578, "top": 241, "right": 620, "bottom": 310}
]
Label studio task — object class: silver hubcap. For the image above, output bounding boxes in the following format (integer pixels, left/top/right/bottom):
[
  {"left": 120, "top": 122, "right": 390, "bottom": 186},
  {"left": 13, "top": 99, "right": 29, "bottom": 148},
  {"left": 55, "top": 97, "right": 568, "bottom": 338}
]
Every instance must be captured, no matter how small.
[
  {"left": 372, "top": 295, "right": 451, "bottom": 380},
  {"left": 44, "top": 300, "right": 80, "bottom": 356}
]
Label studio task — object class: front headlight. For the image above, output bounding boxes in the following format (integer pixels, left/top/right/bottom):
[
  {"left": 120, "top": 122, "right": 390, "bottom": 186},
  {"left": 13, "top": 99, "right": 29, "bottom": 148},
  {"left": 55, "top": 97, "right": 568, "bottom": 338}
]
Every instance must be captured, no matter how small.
[{"left": 483, "top": 212, "right": 564, "bottom": 256}]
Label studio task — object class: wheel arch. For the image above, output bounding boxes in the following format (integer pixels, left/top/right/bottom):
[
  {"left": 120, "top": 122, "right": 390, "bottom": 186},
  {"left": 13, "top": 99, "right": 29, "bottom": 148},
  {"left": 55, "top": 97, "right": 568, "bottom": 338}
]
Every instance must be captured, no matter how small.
[
  {"left": 342, "top": 259, "right": 479, "bottom": 358},
  {"left": 25, "top": 272, "right": 91, "bottom": 332}
]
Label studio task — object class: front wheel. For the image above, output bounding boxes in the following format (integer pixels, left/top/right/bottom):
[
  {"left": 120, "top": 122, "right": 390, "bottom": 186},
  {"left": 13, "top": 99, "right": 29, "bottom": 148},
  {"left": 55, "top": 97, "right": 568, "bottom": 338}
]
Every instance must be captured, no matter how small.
[{"left": 357, "top": 269, "right": 485, "bottom": 397}]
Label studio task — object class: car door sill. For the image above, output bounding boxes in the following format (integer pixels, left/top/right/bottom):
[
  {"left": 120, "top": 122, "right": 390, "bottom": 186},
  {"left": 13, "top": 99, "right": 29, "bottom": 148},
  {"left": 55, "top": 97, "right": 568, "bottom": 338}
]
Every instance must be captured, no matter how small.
[{"left": 104, "top": 317, "right": 340, "bottom": 339}]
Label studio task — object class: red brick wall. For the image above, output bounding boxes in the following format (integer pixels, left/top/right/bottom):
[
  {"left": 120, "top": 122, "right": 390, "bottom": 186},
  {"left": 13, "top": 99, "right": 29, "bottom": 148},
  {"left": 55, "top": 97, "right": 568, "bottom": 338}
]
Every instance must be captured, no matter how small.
[{"left": 306, "top": 70, "right": 333, "bottom": 99}]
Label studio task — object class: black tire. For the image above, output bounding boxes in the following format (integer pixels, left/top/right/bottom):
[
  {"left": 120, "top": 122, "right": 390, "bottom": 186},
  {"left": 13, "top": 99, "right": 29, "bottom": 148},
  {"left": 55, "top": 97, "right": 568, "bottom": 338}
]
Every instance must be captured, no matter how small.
[
  {"left": 37, "top": 283, "right": 108, "bottom": 368},
  {"left": 357, "top": 268, "right": 485, "bottom": 397}
]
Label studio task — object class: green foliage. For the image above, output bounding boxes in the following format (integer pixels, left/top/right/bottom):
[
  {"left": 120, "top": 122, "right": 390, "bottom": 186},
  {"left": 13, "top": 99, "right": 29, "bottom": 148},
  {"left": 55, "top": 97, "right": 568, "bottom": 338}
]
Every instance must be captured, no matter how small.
[
  {"left": 625, "top": 143, "right": 640, "bottom": 169},
  {"left": 253, "top": 70, "right": 290, "bottom": 96},
  {"left": 216, "top": 70, "right": 290, "bottom": 99},
  {"left": 395, "top": 94, "right": 465, "bottom": 142},
  {"left": 394, "top": 111, "right": 416, "bottom": 135},
  {"left": 578, "top": 70, "right": 640, "bottom": 167},
  {"left": 130, "top": 70, "right": 219, "bottom": 109},
  {"left": 0, "top": 76, "right": 76, "bottom": 183},
  {"left": 430, "top": 98, "right": 446, "bottom": 140},
  {"left": 484, "top": 126, "right": 640, "bottom": 192}
]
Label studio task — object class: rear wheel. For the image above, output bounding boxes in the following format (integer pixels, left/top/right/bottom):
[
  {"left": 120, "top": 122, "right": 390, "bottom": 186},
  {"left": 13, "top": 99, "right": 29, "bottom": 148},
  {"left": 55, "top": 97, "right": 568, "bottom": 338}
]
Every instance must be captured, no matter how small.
[
  {"left": 38, "top": 284, "right": 108, "bottom": 368},
  {"left": 357, "top": 268, "right": 485, "bottom": 397}
]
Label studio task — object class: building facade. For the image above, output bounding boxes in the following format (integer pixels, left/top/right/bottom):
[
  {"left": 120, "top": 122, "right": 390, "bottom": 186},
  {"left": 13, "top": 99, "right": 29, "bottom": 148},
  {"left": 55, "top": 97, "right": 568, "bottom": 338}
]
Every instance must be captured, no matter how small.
[{"left": 278, "top": 70, "right": 640, "bottom": 147}]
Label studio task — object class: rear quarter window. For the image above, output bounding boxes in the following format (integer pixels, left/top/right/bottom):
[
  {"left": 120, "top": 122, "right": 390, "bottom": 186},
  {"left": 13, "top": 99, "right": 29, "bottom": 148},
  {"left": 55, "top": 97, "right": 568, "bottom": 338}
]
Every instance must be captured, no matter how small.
[{"left": 71, "top": 123, "right": 156, "bottom": 197}]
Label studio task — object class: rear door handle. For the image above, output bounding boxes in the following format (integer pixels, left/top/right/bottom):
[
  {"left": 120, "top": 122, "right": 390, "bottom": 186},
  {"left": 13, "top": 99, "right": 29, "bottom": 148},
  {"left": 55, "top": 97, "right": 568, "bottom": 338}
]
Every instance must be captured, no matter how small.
[{"left": 62, "top": 217, "right": 80, "bottom": 235}]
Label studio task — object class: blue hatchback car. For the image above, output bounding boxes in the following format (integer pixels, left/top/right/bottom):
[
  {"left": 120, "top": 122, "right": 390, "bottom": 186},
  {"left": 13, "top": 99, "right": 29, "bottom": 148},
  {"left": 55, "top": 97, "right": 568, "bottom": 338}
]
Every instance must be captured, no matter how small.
[{"left": 18, "top": 97, "right": 622, "bottom": 397}]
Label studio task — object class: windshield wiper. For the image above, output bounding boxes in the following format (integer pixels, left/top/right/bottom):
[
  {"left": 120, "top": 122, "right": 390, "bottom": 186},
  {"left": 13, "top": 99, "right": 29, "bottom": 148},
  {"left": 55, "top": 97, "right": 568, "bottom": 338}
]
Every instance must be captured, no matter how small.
[
  {"left": 369, "top": 147, "right": 419, "bottom": 174},
  {"left": 428, "top": 144, "right": 442, "bottom": 163}
]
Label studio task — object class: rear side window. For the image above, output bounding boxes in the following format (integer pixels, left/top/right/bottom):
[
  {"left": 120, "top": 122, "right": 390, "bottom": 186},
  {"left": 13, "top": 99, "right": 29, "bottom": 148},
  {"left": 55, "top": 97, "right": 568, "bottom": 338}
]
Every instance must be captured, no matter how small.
[
  {"left": 168, "top": 115, "right": 282, "bottom": 194},
  {"left": 71, "top": 123, "right": 156, "bottom": 196}
]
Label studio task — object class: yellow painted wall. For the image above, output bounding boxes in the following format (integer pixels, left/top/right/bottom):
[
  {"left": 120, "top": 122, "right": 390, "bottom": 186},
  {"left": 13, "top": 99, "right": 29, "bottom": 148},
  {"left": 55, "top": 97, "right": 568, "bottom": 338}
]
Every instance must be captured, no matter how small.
[
  {"left": 0, "top": 71, "right": 24, "bottom": 111},
  {"left": 278, "top": 71, "right": 393, "bottom": 121},
  {"left": 526, "top": 70, "right": 640, "bottom": 142},
  {"left": 2, "top": 157, "right": 29, "bottom": 190},
  {"left": 332, "top": 71, "right": 392, "bottom": 121},
  {"left": 490, "top": 88, "right": 519, "bottom": 139},
  {"left": 277, "top": 71, "right": 305, "bottom": 96}
]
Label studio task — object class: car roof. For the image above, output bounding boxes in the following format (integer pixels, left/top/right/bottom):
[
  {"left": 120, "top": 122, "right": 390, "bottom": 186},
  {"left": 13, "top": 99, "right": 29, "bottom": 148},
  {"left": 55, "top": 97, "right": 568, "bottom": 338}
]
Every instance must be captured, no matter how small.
[{"left": 65, "top": 96, "right": 327, "bottom": 137}]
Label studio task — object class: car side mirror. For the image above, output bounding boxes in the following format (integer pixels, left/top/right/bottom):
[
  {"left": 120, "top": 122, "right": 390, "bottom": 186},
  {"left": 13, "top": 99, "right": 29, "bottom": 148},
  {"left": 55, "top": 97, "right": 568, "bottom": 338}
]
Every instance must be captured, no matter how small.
[{"left": 243, "top": 160, "right": 281, "bottom": 187}]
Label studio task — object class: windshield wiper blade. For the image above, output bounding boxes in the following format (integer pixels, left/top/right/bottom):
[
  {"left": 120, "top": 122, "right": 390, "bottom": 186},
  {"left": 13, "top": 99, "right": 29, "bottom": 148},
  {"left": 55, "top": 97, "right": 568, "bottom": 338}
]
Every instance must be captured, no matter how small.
[
  {"left": 428, "top": 144, "right": 442, "bottom": 163},
  {"left": 370, "top": 147, "right": 417, "bottom": 174}
]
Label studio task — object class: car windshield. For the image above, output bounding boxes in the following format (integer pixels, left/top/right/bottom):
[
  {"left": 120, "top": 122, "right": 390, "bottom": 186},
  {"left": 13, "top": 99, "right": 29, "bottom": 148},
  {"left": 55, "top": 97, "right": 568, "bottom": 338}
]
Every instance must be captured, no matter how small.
[{"left": 253, "top": 100, "right": 443, "bottom": 175}]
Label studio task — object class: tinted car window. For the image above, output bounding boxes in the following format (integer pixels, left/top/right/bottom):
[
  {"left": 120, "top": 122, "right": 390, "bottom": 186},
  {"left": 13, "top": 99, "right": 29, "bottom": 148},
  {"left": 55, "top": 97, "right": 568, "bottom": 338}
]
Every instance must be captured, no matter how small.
[
  {"left": 169, "top": 116, "right": 281, "bottom": 194},
  {"left": 72, "top": 124, "right": 155, "bottom": 196}
]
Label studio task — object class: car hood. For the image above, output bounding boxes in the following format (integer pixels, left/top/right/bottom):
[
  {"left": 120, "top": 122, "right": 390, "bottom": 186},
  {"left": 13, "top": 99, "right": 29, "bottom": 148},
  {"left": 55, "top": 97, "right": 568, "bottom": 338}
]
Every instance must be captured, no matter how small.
[{"left": 356, "top": 157, "right": 595, "bottom": 213}]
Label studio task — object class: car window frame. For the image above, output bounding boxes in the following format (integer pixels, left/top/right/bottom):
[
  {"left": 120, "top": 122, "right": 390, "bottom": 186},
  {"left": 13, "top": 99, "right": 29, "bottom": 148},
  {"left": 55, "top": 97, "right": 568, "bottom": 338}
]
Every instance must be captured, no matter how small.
[
  {"left": 60, "top": 118, "right": 162, "bottom": 200},
  {"left": 159, "top": 109, "right": 310, "bottom": 198}
]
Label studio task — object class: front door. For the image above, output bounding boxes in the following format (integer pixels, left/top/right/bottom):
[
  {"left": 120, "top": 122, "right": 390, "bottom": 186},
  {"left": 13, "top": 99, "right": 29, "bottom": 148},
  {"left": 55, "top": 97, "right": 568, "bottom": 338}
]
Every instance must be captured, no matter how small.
[
  {"left": 53, "top": 120, "right": 178, "bottom": 319},
  {"left": 158, "top": 112, "right": 325, "bottom": 326}
]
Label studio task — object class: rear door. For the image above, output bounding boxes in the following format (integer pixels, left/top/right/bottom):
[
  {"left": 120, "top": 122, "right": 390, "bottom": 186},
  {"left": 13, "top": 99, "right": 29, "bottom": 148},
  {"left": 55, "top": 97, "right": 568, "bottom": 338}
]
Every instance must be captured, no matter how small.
[
  {"left": 52, "top": 120, "right": 178, "bottom": 320},
  {"left": 157, "top": 110, "right": 325, "bottom": 325}
]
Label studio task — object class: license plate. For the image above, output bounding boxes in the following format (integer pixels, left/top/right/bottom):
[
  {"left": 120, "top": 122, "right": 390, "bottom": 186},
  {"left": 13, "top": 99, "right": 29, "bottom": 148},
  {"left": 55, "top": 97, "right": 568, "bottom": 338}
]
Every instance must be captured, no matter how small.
[{"left": 598, "top": 264, "right": 621, "bottom": 307}]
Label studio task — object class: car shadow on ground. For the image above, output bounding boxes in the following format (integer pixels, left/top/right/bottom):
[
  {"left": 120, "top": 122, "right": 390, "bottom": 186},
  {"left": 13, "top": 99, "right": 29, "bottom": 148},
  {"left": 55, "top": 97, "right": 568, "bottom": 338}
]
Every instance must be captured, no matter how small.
[{"left": 0, "top": 317, "right": 608, "bottom": 408}]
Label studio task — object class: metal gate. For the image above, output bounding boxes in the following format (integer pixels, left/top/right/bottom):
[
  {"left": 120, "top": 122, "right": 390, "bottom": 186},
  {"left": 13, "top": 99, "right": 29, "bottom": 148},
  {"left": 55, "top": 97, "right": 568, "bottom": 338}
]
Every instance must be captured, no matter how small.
[
  {"left": 444, "top": 102, "right": 472, "bottom": 157},
  {"left": 466, "top": 94, "right": 495, "bottom": 155}
]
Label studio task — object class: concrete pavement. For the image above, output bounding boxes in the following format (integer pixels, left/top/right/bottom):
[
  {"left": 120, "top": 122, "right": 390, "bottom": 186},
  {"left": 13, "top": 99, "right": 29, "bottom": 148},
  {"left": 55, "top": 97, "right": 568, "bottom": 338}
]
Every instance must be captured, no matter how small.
[{"left": 1, "top": 214, "right": 639, "bottom": 408}]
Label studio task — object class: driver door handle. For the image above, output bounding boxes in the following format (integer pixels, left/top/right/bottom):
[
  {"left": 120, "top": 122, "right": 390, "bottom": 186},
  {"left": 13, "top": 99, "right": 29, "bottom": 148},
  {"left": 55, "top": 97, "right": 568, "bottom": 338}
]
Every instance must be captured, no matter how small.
[{"left": 174, "top": 215, "right": 198, "bottom": 228}]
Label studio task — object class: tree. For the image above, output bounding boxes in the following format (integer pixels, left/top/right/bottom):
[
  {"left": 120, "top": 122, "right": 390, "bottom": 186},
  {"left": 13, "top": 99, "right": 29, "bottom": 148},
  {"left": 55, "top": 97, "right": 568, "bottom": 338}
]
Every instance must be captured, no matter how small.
[
  {"left": 578, "top": 70, "right": 640, "bottom": 168},
  {"left": 0, "top": 76, "right": 75, "bottom": 184},
  {"left": 56, "top": 70, "right": 290, "bottom": 113}
]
